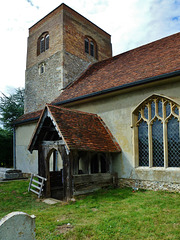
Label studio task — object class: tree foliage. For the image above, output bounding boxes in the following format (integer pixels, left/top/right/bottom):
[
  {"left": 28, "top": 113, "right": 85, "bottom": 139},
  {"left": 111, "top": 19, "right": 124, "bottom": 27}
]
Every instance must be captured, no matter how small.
[
  {"left": 0, "top": 88, "right": 24, "bottom": 167},
  {"left": 0, "top": 128, "right": 13, "bottom": 167},
  {"left": 0, "top": 88, "right": 24, "bottom": 132}
]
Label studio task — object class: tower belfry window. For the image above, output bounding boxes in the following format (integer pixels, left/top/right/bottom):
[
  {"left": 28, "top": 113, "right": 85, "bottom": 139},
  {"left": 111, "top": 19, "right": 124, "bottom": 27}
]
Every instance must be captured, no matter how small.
[
  {"left": 37, "top": 32, "right": 49, "bottom": 56},
  {"left": 84, "top": 36, "right": 97, "bottom": 59},
  {"left": 45, "top": 34, "right": 49, "bottom": 50},
  {"left": 85, "top": 38, "right": 89, "bottom": 53},
  {"left": 90, "top": 42, "right": 94, "bottom": 57},
  {"left": 40, "top": 37, "right": 45, "bottom": 53}
]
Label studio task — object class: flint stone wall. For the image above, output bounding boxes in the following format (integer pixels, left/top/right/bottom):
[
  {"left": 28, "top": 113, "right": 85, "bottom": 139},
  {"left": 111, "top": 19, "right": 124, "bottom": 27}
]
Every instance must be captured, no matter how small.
[{"left": 119, "top": 178, "right": 180, "bottom": 192}]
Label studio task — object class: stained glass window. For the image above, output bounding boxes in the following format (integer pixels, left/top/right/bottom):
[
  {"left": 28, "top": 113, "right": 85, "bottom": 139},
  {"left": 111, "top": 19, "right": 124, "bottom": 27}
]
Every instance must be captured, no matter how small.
[
  {"left": 168, "top": 117, "right": 180, "bottom": 167},
  {"left": 144, "top": 106, "right": 148, "bottom": 119},
  {"left": 152, "top": 119, "right": 164, "bottom": 167},
  {"left": 151, "top": 101, "right": 155, "bottom": 119},
  {"left": 166, "top": 103, "right": 171, "bottom": 117},
  {"left": 158, "top": 100, "right": 163, "bottom": 117},
  {"left": 136, "top": 96, "right": 180, "bottom": 168},
  {"left": 174, "top": 106, "right": 179, "bottom": 115},
  {"left": 138, "top": 121, "right": 149, "bottom": 166}
]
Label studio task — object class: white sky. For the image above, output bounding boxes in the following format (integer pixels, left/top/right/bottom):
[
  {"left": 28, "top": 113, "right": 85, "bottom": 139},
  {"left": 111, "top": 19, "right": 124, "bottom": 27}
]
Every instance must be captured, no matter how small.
[{"left": 0, "top": 0, "right": 180, "bottom": 95}]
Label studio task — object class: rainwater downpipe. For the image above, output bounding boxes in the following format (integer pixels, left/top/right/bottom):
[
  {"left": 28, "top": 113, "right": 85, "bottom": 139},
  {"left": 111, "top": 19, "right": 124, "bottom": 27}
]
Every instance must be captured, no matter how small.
[{"left": 13, "top": 126, "right": 16, "bottom": 169}]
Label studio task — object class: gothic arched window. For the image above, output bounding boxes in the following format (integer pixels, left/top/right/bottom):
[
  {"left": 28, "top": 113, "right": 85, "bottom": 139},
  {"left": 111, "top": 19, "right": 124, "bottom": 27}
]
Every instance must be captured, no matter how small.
[
  {"left": 37, "top": 32, "right": 49, "bottom": 56},
  {"left": 133, "top": 95, "right": 180, "bottom": 168}
]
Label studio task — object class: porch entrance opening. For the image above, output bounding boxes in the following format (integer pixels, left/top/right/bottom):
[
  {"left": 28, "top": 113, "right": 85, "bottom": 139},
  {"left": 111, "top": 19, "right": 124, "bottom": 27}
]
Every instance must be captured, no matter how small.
[{"left": 48, "top": 149, "right": 63, "bottom": 200}]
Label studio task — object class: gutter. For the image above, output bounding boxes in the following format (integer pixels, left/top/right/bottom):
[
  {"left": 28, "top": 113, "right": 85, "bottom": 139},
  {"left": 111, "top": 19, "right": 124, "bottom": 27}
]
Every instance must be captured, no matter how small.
[
  {"left": 14, "top": 70, "right": 180, "bottom": 126},
  {"left": 54, "top": 70, "right": 180, "bottom": 106},
  {"left": 14, "top": 116, "right": 40, "bottom": 126}
]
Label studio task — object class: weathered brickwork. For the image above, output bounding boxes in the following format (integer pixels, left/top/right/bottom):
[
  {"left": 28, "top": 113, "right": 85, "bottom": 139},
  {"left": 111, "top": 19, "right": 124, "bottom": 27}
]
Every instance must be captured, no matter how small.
[
  {"left": 27, "top": 9, "right": 63, "bottom": 69},
  {"left": 25, "top": 3, "right": 112, "bottom": 113},
  {"left": 118, "top": 178, "right": 180, "bottom": 192},
  {"left": 63, "top": 9, "right": 112, "bottom": 62}
]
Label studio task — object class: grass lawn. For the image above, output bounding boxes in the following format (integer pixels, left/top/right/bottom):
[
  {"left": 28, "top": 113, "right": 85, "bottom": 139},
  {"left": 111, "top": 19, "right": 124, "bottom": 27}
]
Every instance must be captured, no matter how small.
[{"left": 0, "top": 180, "right": 180, "bottom": 239}]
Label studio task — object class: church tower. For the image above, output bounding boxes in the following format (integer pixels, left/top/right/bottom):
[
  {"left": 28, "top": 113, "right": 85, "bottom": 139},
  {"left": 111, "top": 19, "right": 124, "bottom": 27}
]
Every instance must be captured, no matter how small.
[{"left": 24, "top": 4, "right": 112, "bottom": 113}]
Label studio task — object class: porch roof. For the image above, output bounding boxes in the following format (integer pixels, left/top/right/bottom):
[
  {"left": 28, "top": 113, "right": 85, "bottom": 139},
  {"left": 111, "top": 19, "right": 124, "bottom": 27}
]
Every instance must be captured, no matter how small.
[{"left": 28, "top": 104, "right": 121, "bottom": 153}]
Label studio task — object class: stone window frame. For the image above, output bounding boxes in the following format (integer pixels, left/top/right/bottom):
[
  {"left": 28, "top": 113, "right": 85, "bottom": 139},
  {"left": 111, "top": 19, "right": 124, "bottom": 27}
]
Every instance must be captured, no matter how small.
[
  {"left": 37, "top": 32, "right": 49, "bottom": 56},
  {"left": 132, "top": 94, "right": 180, "bottom": 168},
  {"left": 38, "top": 62, "right": 46, "bottom": 75},
  {"left": 84, "top": 36, "right": 97, "bottom": 59}
]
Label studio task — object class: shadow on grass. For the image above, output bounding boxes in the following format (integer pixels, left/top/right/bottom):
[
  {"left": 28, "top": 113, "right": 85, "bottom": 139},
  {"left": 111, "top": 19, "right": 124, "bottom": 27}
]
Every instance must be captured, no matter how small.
[{"left": 75, "top": 187, "right": 147, "bottom": 204}]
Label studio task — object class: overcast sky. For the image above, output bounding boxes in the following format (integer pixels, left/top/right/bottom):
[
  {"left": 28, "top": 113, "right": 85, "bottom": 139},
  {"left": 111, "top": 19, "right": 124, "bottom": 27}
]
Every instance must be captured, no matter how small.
[{"left": 1, "top": 0, "right": 180, "bottom": 95}]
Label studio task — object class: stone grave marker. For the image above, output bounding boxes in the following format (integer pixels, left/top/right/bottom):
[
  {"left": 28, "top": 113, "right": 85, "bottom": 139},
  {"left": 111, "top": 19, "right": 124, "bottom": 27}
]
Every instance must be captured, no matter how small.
[{"left": 0, "top": 212, "right": 36, "bottom": 240}]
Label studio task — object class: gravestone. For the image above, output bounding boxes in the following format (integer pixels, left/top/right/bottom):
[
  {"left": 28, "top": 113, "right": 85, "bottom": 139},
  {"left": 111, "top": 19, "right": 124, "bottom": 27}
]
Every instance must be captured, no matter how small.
[
  {"left": 0, "top": 168, "right": 23, "bottom": 180},
  {"left": 0, "top": 212, "right": 36, "bottom": 240}
]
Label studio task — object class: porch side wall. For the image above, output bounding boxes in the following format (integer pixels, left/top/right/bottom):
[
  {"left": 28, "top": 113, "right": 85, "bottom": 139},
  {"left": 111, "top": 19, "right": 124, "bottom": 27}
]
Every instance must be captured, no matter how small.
[{"left": 16, "top": 122, "right": 38, "bottom": 174}]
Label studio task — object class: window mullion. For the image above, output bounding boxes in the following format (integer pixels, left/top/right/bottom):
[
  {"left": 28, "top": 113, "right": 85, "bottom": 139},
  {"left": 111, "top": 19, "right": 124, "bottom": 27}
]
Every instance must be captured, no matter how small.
[
  {"left": 148, "top": 122, "right": 153, "bottom": 167},
  {"left": 163, "top": 101, "right": 168, "bottom": 168},
  {"left": 163, "top": 121, "right": 168, "bottom": 168},
  {"left": 148, "top": 103, "right": 152, "bottom": 167}
]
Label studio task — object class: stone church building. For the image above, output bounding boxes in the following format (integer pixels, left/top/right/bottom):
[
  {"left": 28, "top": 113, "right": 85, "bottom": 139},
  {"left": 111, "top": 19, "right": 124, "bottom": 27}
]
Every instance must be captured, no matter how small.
[{"left": 14, "top": 4, "right": 180, "bottom": 200}]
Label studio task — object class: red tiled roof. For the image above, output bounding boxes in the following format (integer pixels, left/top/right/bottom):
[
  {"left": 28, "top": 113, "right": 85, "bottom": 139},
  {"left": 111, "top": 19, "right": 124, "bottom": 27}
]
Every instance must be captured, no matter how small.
[
  {"left": 14, "top": 110, "right": 42, "bottom": 125},
  {"left": 29, "top": 104, "right": 121, "bottom": 153},
  {"left": 52, "top": 32, "right": 180, "bottom": 104}
]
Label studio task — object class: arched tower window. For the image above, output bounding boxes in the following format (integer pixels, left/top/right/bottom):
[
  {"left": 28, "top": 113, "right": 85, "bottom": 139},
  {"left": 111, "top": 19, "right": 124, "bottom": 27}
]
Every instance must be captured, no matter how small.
[
  {"left": 37, "top": 32, "right": 49, "bottom": 56},
  {"left": 85, "top": 38, "right": 89, "bottom": 54},
  {"left": 84, "top": 36, "right": 97, "bottom": 59},
  {"left": 133, "top": 95, "right": 180, "bottom": 168},
  {"left": 45, "top": 34, "right": 49, "bottom": 50}
]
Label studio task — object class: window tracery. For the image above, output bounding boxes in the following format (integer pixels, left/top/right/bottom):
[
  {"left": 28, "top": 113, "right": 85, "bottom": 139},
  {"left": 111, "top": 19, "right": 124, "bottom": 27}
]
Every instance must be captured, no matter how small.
[{"left": 134, "top": 96, "right": 180, "bottom": 168}]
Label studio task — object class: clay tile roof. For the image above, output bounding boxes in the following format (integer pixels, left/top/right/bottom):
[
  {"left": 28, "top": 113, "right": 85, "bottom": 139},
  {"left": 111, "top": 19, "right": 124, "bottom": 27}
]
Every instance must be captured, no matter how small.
[
  {"left": 13, "top": 110, "right": 42, "bottom": 125},
  {"left": 40, "top": 104, "right": 120, "bottom": 152},
  {"left": 52, "top": 32, "right": 180, "bottom": 104}
]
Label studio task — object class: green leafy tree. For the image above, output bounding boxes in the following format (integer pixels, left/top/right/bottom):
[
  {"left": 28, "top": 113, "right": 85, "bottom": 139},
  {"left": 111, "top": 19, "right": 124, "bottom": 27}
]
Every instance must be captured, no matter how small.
[
  {"left": 0, "top": 128, "right": 13, "bottom": 167},
  {"left": 0, "top": 88, "right": 24, "bottom": 132},
  {"left": 0, "top": 88, "right": 24, "bottom": 167}
]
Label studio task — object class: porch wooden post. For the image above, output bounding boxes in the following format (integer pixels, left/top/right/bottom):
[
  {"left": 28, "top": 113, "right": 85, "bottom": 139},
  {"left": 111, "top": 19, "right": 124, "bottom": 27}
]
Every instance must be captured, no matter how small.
[
  {"left": 58, "top": 145, "right": 73, "bottom": 201},
  {"left": 38, "top": 144, "right": 51, "bottom": 197}
]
